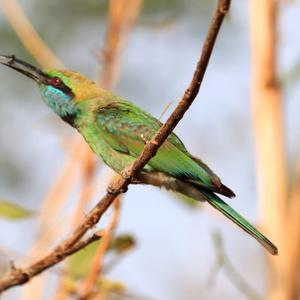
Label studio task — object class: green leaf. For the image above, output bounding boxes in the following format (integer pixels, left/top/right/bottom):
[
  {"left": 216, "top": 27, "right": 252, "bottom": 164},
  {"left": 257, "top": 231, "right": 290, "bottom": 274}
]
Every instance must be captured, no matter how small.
[
  {"left": 62, "top": 275, "right": 125, "bottom": 297},
  {"left": 67, "top": 233, "right": 136, "bottom": 279},
  {"left": 67, "top": 239, "right": 101, "bottom": 279},
  {"left": 97, "top": 277, "right": 125, "bottom": 293},
  {"left": 0, "top": 200, "right": 34, "bottom": 220}
]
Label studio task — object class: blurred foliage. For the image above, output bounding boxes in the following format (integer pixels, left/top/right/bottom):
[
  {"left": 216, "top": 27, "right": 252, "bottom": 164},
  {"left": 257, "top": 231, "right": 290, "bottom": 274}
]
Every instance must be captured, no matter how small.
[
  {"left": 108, "top": 234, "right": 136, "bottom": 253},
  {"left": 0, "top": 200, "right": 34, "bottom": 220},
  {"left": 67, "top": 233, "right": 136, "bottom": 279},
  {"left": 67, "top": 239, "right": 101, "bottom": 279},
  {"left": 62, "top": 275, "right": 125, "bottom": 299},
  {"left": 64, "top": 233, "right": 135, "bottom": 298}
]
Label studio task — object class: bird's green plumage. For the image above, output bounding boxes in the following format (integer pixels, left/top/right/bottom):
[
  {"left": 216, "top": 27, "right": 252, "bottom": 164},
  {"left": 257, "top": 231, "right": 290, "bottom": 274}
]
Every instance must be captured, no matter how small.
[
  {"left": 202, "top": 191, "right": 277, "bottom": 255},
  {"left": 0, "top": 57, "right": 278, "bottom": 255},
  {"left": 93, "top": 100, "right": 220, "bottom": 186}
]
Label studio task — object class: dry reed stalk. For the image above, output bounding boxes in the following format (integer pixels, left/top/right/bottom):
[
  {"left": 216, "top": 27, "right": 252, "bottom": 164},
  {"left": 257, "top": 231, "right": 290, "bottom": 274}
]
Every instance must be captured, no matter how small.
[
  {"left": 1, "top": 0, "right": 62, "bottom": 68},
  {"left": 249, "top": 0, "right": 300, "bottom": 298},
  {"left": 80, "top": 196, "right": 121, "bottom": 299}
]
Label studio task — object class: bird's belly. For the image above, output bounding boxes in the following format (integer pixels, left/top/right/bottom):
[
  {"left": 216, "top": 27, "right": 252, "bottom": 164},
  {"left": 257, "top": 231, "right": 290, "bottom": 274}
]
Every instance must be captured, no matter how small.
[{"left": 78, "top": 125, "right": 135, "bottom": 173}]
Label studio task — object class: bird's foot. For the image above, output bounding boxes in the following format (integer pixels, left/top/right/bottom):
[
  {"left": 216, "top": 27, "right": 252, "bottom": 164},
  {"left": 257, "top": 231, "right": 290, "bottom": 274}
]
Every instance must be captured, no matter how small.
[
  {"left": 120, "top": 167, "right": 132, "bottom": 180},
  {"left": 131, "top": 178, "right": 141, "bottom": 184},
  {"left": 140, "top": 134, "right": 148, "bottom": 144},
  {"left": 107, "top": 185, "right": 117, "bottom": 195},
  {"left": 107, "top": 184, "right": 128, "bottom": 194},
  {"left": 140, "top": 134, "right": 158, "bottom": 146},
  {"left": 120, "top": 186, "right": 128, "bottom": 193},
  {"left": 121, "top": 168, "right": 141, "bottom": 184}
]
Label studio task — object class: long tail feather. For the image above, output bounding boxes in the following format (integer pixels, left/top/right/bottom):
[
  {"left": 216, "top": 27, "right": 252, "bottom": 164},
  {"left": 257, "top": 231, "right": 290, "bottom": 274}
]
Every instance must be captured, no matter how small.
[
  {"left": 203, "top": 191, "right": 278, "bottom": 255},
  {"left": 136, "top": 171, "right": 278, "bottom": 255}
]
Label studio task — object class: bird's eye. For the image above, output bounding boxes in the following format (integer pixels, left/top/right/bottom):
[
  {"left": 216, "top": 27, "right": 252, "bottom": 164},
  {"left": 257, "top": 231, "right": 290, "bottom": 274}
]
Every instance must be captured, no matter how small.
[{"left": 51, "top": 77, "right": 61, "bottom": 86}]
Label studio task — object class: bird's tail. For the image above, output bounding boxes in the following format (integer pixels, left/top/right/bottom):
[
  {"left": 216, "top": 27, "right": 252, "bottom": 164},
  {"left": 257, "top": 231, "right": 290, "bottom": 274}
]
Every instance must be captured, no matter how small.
[
  {"left": 202, "top": 191, "right": 278, "bottom": 255},
  {"left": 136, "top": 171, "right": 278, "bottom": 255}
]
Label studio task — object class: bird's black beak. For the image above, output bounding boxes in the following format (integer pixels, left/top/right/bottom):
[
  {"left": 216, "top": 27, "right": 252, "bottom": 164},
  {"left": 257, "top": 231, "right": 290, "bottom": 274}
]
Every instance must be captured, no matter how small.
[{"left": 0, "top": 54, "right": 48, "bottom": 84}]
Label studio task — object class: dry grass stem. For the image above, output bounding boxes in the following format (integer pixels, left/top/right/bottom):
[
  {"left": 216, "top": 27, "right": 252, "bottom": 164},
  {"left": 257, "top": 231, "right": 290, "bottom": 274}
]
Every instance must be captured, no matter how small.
[
  {"left": 80, "top": 196, "right": 121, "bottom": 299},
  {"left": 1, "top": 0, "right": 62, "bottom": 68},
  {"left": 100, "top": 0, "right": 142, "bottom": 88},
  {"left": 249, "top": 0, "right": 300, "bottom": 299}
]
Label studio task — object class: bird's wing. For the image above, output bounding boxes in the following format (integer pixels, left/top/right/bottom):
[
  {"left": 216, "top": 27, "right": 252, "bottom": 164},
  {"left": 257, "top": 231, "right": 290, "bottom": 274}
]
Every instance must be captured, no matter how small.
[{"left": 95, "top": 100, "right": 225, "bottom": 192}]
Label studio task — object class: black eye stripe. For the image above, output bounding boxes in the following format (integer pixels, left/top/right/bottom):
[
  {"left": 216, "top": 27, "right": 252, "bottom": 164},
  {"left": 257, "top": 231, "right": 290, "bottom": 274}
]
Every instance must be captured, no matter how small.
[{"left": 47, "top": 77, "right": 74, "bottom": 97}]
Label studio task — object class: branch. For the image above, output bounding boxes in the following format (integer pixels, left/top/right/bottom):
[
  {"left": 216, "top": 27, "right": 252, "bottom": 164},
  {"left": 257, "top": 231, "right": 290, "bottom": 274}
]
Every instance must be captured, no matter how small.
[
  {"left": 0, "top": 232, "right": 103, "bottom": 290},
  {"left": 0, "top": 0, "right": 231, "bottom": 293}
]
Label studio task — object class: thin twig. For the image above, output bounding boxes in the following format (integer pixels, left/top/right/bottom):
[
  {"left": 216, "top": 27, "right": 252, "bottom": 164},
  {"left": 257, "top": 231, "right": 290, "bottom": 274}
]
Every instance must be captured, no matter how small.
[
  {"left": 65, "top": 232, "right": 104, "bottom": 255},
  {"left": 99, "top": 0, "right": 142, "bottom": 87},
  {"left": 0, "top": 232, "right": 103, "bottom": 290},
  {"left": 0, "top": 0, "right": 231, "bottom": 293},
  {"left": 208, "top": 231, "right": 262, "bottom": 300}
]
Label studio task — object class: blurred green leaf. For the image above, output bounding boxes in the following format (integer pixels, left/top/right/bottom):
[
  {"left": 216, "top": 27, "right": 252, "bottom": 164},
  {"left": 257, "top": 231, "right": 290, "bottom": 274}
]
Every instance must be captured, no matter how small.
[
  {"left": 108, "top": 234, "right": 136, "bottom": 253},
  {"left": 0, "top": 200, "right": 34, "bottom": 220},
  {"left": 67, "top": 239, "right": 101, "bottom": 279},
  {"left": 97, "top": 277, "right": 125, "bottom": 294},
  {"left": 62, "top": 275, "right": 125, "bottom": 298},
  {"left": 67, "top": 233, "right": 136, "bottom": 279}
]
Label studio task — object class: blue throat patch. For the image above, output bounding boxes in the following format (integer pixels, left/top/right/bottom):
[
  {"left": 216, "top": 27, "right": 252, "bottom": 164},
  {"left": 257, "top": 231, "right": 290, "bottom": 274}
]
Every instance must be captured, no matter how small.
[{"left": 40, "top": 85, "right": 78, "bottom": 118}]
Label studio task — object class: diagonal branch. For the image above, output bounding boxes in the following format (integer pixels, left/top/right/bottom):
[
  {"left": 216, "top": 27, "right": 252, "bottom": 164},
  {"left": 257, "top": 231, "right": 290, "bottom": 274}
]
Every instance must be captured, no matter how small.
[
  {"left": 0, "top": 0, "right": 231, "bottom": 293},
  {"left": 0, "top": 231, "right": 103, "bottom": 290}
]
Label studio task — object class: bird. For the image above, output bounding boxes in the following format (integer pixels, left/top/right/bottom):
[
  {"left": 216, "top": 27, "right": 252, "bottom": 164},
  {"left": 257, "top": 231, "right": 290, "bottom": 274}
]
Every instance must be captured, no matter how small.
[{"left": 0, "top": 54, "right": 278, "bottom": 255}]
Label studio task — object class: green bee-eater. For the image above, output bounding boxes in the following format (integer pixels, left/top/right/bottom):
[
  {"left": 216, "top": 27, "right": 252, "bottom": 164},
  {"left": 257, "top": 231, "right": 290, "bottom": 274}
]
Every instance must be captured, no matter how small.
[{"left": 0, "top": 55, "right": 278, "bottom": 255}]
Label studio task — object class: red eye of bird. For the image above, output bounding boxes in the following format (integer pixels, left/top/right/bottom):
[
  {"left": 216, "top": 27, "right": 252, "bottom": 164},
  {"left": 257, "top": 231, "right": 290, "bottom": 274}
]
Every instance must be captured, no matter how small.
[{"left": 51, "top": 77, "right": 61, "bottom": 86}]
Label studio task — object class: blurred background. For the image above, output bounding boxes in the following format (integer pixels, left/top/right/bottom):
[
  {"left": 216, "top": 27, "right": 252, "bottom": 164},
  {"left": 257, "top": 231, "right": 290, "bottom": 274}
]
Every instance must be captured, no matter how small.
[{"left": 0, "top": 0, "right": 299, "bottom": 299}]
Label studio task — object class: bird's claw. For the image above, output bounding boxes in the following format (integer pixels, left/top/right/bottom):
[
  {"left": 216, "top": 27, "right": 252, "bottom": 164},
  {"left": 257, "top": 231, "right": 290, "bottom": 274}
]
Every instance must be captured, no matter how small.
[
  {"left": 121, "top": 168, "right": 140, "bottom": 184},
  {"left": 120, "top": 186, "right": 128, "bottom": 193},
  {"left": 131, "top": 178, "right": 140, "bottom": 184},
  {"left": 107, "top": 184, "right": 128, "bottom": 194},
  {"left": 121, "top": 167, "right": 132, "bottom": 180},
  {"left": 107, "top": 185, "right": 117, "bottom": 194}
]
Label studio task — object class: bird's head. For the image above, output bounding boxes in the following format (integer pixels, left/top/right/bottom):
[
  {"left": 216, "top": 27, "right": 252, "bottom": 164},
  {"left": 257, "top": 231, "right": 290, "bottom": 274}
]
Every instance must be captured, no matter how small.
[{"left": 0, "top": 55, "right": 104, "bottom": 122}]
